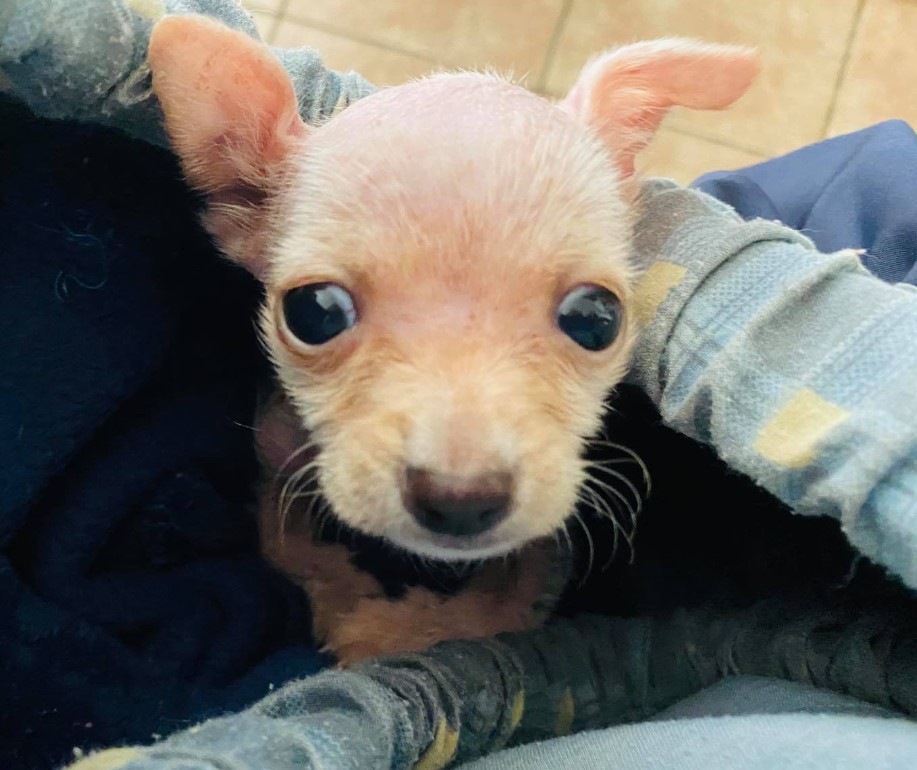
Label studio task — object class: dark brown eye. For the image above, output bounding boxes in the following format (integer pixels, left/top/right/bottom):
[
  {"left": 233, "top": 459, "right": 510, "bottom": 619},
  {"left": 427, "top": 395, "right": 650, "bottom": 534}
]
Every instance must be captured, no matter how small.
[
  {"left": 557, "top": 284, "right": 621, "bottom": 351},
  {"left": 282, "top": 283, "right": 357, "bottom": 345}
]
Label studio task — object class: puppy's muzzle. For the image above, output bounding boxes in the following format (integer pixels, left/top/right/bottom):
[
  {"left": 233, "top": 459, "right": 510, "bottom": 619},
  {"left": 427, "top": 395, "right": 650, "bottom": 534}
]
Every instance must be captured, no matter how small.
[{"left": 403, "top": 467, "right": 512, "bottom": 537}]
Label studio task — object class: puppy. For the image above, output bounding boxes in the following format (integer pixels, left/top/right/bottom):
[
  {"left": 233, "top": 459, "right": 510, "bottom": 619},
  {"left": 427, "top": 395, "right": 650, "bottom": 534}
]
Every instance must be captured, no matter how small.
[{"left": 148, "top": 16, "right": 757, "bottom": 664}]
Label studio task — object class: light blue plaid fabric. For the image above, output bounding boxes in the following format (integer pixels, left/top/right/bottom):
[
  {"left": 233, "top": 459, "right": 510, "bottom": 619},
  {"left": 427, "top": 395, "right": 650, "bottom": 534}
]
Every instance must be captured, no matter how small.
[{"left": 629, "top": 179, "right": 917, "bottom": 590}]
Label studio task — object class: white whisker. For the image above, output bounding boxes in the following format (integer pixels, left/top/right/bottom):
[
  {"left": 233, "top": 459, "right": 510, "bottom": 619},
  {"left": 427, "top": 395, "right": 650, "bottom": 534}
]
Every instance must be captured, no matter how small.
[
  {"left": 585, "top": 438, "right": 652, "bottom": 495},
  {"left": 558, "top": 520, "right": 574, "bottom": 560},
  {"left": 583, "top": 472, "right": 639, "bottom": 532},
  {"left": 276, "top": 449, "right": 322, "bottom": 541},
  {"left": 581, "top": 477, "right": 637, "bottom": 569},
  {"left": 586, "top": 462, "right": 644, "bottom": 514},
  {"left": 277, "top": 437, "right": 319, "bottom": 476},
  {"left": 581, "top": 485, "right": 622, "bottom": 565},
  {"left": 571, "top": 510, "right": 595, "bottom": 587}
]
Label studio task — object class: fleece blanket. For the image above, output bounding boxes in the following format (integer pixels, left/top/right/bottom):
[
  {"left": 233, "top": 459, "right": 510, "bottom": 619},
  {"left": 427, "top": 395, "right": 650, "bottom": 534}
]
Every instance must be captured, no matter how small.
[{"left": 3, "top": 1, "right": 917, "bottom": 769}]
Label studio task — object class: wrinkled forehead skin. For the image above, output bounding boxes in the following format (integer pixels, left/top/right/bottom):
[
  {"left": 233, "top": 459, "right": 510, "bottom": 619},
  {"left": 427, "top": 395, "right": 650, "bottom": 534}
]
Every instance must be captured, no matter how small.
[{"left": 267, "top": 74, "right": 635, "bottom": 301}]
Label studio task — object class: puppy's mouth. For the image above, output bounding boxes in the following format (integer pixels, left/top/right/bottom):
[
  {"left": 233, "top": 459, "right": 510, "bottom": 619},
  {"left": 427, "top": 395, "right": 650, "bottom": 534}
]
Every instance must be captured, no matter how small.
[
  {"left": 384, "top": 519, "right": 528, "bottom": 562},
  {"left": 309, "top": 500, "right": 526, "bottom": 561}
]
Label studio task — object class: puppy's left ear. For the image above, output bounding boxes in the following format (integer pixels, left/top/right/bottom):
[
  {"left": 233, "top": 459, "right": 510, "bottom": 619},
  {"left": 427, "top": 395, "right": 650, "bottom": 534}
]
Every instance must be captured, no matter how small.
[
  {"left": 560, "top": 38, "right": 759, "bottom": 182},
  {"left": 149, "top": 15, "right": 307, "bottom": 278}
]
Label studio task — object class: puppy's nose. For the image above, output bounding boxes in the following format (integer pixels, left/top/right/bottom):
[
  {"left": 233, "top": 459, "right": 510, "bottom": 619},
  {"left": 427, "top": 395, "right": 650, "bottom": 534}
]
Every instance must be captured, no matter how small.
[{"left": 403, "top": 467, "right": 512, "bottom": 537}]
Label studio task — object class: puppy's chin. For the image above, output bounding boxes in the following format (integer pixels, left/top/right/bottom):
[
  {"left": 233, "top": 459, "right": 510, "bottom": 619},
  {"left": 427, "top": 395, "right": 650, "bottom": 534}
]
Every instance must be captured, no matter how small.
[{"left": 380, "top": 521, "right": 537, "bottom": 562}]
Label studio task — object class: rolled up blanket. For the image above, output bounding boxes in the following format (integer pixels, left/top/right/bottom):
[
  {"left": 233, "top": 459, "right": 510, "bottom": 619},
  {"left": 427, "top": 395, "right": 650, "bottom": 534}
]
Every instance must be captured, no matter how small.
[
  {"left": 629, "top": 177, "right": 917, "bottom": 590},
  {"left": 64, "top": 601, "right": 917, "bottom": 770},
  {"left": 0, "top": 0, "right": 375, "bottom": 146}
]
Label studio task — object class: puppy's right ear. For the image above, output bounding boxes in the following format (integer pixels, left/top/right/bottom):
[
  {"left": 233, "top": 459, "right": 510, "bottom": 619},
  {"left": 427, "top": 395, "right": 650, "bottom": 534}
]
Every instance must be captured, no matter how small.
[{"left": 149, "top": 15, "right": 307, "bottom": 278}]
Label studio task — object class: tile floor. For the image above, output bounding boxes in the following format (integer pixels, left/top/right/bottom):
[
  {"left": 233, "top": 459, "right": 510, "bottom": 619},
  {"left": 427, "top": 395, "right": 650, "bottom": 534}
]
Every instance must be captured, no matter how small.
[{"left": 243, "top": 0, "right": 916, "bottom": 183}]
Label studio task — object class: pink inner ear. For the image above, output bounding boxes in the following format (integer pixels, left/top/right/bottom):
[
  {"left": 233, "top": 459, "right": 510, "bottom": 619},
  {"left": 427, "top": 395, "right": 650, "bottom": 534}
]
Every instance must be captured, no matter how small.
[
  {"left": 561, "top": 40, "right": 759, "bottom": 178},
  {"left": 149, "top": 15, "right": 305, "bottom": 192},
  {"left": 148, "top": 15, "right": 307, "bottom": 276}
]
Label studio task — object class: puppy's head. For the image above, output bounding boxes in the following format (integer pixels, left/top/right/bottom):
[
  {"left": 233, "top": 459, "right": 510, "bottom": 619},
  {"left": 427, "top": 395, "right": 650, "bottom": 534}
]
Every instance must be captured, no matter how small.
[{"left": 149, "top": 17, "right": 757, "bottom": 559}]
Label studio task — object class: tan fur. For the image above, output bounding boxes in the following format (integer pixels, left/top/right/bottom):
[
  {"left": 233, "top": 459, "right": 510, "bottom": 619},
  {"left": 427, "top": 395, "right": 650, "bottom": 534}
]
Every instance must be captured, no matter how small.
[
  {"left": 263, "top": 529, "right": 555, "bottom": 667},
  {"left": 149, "top": 15, "right": 758, "bottom": 661},
  {"left": 258, "top": 75, "right": 638, "bottom": 559},
  {"left": 256, "top": 393, "right": 558, "bottom": 664}
]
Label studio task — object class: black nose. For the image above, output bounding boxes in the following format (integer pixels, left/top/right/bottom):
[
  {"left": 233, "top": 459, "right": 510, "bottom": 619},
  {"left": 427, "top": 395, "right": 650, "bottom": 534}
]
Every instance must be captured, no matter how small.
[{"left": 403, "top": 467, "right": 512, "bottom": 537}]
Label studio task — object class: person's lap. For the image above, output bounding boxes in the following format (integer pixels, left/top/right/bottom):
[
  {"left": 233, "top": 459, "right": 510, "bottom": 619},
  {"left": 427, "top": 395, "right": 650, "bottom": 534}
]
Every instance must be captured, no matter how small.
[{"left": 459, "top": 677, "right": 917, "bottom": 770}]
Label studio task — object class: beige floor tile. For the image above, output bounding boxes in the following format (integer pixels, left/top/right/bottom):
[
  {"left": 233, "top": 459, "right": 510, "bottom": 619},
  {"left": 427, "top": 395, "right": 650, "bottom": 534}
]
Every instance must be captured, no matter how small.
[
  {"left": 545, "top": 0, "right": 859, "bottom": 156},
  {"left": 239, "top": 0, "right": 283, "bottom": 14},
  {"left": 282, "top": 0, "right": 565, "bottom": 76},
  {"left": 638, "top": 128, "right": 764, "bottom": 184},
  {"left": 273, "top": 20, "right": 437, "bottom": 86},
  {"left": 248, "top": 10, "right": 278, "bottom": 42},
  {"left": 829, "top": 0, "right": 917, "bottom": 137}
]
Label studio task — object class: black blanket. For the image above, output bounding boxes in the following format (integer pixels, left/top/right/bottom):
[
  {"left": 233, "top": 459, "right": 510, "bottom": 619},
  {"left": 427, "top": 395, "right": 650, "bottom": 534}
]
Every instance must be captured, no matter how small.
[{"left": 0, "top": 96, "right": 327, "bottom": 770}]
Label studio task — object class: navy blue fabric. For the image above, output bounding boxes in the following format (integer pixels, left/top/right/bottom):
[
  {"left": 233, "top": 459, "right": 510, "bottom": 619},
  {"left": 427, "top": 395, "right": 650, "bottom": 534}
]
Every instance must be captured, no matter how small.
[
  {"left": 694, "top": 120, "right": 917, "bottom": 286},
  {"left": 0, "top": 96, "right": 326, "bottom": 770}
]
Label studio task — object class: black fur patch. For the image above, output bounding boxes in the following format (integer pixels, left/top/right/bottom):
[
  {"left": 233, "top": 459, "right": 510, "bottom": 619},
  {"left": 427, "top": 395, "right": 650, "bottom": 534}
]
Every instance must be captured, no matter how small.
[{"left": 311, "top": 516, "right": 480, "bottom": 598}]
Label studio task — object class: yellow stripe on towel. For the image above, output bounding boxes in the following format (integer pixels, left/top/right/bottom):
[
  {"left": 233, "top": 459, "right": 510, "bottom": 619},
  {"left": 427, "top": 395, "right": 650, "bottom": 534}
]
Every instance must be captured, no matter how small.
[
  {"left": 633, "top": 262, "right": 687, "bottom": 326},
  {"left": 509, "top": 691, "right": 525, "bottom": 732},
  {"left": 755, "top": 388, "right": 849, "bottom": 468},
  {"left": 555, "top": 688, "right": 575, "bottom": 736},
  {"left": 414, "top": 718, "right": 460, "bottom": 770}
]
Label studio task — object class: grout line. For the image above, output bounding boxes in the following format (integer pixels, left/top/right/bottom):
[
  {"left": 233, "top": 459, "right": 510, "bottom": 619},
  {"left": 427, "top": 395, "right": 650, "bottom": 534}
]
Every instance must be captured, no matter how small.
[
  {"left": 820, "top": 0, "right": 867, "bottom": 138},
  {"left": 277, "top": 13, "right": 444, "bottom": 67},
  {"left": 534, "top": 0, "right": 574, "bottom": 92},
  {"left": 264, "top": 0, "right": 291, "bottom": 44},
  {"left": 264, "top": 15, "right": 281, "bottom": 44},
  {"left": 662, "top": 124, "right": 768, "bottom": 159}
]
